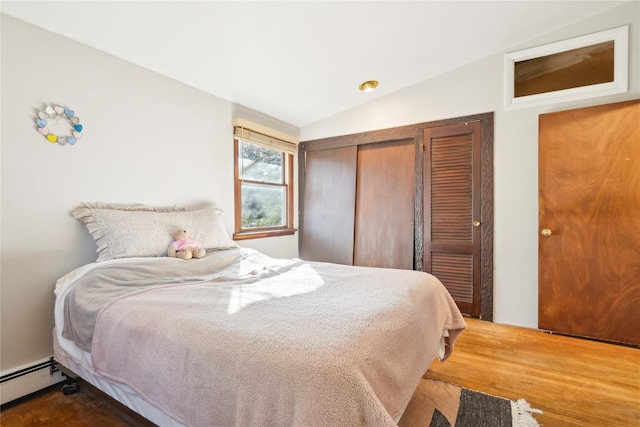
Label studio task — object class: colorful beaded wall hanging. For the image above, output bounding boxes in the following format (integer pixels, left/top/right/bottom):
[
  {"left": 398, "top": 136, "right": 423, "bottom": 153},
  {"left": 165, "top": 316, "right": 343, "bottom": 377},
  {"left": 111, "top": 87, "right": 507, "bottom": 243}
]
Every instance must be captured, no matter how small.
[{"left": 35, "top": 105, "right": 83, "bottom": 146}]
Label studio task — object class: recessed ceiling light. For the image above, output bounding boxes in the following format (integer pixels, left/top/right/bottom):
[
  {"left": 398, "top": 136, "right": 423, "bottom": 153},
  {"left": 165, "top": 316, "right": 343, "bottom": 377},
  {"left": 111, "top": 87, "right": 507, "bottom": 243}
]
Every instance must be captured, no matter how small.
[{"left": 359, "top": 80, "right": 379, "bottom": 92}]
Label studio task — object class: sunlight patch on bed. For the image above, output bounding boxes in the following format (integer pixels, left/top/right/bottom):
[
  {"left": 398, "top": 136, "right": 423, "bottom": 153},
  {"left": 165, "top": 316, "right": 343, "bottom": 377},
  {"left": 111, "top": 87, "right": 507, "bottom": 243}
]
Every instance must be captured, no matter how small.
[{"left": 227, "top": 264, "right": 324, "bottom": 314}]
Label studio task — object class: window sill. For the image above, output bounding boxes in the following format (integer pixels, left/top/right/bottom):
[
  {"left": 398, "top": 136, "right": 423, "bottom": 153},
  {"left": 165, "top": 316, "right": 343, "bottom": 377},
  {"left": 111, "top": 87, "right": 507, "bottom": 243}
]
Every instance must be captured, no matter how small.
[{"left": 233, "top": 228, "right": 297, "bottom": 241}]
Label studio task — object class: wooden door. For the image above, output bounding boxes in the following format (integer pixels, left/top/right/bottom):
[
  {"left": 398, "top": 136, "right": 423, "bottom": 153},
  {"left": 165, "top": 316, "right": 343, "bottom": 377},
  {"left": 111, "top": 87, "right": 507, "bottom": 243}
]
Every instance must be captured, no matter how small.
[
  {"left": 539, "top": 99, "right": 640, "bottom": 345},
  {"left": 423, "top": 122, "right": 482, "bottom": 316},
  {"left": 299, "top": 146, "right": 357, "bottom": 264},
  {"left": 354, "top": 139, "right": 415, "bottom": 269}
]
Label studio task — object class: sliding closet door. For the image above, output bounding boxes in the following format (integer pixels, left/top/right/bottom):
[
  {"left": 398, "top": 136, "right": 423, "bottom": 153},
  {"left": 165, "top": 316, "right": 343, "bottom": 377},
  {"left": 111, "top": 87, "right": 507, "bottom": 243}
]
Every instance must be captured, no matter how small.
[
  {"left": 299, "top": 146, "right": 357, "bottom": 265},
  {"left": 423, "top": 122, "right": 482, "bottom": 316},
  {"left": 354, "top": 139, "right": 415, "bottom": 269}
]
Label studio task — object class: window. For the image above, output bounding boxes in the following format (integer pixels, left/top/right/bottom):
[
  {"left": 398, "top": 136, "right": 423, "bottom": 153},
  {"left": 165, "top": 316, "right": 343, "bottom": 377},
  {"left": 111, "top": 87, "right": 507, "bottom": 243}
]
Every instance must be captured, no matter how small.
[{"left": 233, "top": 119, "right": 297, "bottom": 240}]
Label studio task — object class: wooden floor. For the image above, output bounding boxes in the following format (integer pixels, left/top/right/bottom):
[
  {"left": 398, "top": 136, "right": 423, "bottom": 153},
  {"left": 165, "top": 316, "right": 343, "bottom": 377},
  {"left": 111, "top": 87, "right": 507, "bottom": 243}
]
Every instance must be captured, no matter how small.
[
  {"left": 426, "top": 318, "right": 640, "bottom": 426},
  {"left": 1, "top": 318, "right": 638, "bottom": 426}
]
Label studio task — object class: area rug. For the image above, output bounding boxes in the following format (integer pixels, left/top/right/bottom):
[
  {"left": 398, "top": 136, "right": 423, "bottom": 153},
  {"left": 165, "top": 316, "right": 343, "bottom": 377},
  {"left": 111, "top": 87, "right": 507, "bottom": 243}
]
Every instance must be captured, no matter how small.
[{"left": 399, "top": 378, "right": 542, "bottom": 427}]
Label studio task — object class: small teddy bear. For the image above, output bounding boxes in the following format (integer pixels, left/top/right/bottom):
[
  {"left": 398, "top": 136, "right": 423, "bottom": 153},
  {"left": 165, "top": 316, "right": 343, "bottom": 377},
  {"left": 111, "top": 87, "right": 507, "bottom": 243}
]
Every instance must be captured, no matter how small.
[{"left": 167, "top": 229, "right": 206, "bottom": 260}]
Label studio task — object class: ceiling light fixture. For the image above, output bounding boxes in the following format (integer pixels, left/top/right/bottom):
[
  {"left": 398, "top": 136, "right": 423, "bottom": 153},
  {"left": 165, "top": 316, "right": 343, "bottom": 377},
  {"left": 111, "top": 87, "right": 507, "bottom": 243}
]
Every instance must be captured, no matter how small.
[{"left": 359, "top": 80, "right": 379, "bottom": 92}]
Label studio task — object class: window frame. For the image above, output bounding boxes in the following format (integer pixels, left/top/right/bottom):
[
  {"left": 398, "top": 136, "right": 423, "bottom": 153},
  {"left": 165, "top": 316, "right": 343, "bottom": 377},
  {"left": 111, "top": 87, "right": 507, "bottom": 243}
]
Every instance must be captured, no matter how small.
[{"left": 233, "top": 138, "right": 296, "bottom": 240}]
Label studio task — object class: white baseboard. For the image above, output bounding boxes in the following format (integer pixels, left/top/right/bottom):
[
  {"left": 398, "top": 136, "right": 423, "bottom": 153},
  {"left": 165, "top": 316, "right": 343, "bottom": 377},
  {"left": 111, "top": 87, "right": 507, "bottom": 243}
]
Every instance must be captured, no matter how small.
[{"left": 1, "top": 357, "right": 65, "bottom": 405}]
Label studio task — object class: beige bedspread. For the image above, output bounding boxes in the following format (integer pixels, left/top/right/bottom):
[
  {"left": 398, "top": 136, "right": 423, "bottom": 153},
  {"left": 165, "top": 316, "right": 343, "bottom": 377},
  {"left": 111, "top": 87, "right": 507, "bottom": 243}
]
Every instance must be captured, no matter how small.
[{"left": 70, "top": 249, "right": 465, "bottom": 426}]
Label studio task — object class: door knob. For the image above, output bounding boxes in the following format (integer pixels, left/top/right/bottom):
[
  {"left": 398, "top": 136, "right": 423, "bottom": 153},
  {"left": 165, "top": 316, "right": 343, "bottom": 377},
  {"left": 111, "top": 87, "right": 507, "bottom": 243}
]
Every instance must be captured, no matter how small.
[
  {"left": 473, "top": 221, "right": 481, "bottom": 227},
  {"left": 541, "top": 229, "right": 552, "bottom": 237}
]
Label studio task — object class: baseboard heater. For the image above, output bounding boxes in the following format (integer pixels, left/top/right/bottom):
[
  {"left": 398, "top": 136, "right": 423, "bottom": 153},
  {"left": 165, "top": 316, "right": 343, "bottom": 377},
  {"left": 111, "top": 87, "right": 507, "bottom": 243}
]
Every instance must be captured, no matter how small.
[{"left": 0, "top": 357, "right": 65, "bottom": 405}]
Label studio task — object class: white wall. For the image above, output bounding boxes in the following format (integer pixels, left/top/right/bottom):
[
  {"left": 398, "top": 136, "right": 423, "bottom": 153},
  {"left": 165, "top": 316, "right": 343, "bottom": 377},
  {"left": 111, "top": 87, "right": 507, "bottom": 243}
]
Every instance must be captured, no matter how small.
[
  {"left": 0, "top": 14, "right": 298, "bottom": 377},
  {"left": 301, "top": 2, "right": 640, "bottom": 328}
]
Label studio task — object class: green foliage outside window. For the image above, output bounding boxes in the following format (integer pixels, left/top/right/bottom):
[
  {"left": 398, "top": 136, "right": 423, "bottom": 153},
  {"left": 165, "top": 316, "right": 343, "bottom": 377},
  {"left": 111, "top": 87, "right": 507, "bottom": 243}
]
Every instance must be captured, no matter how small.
[{"left": 242, "top": 184, "right": 284, "bottom": 227}]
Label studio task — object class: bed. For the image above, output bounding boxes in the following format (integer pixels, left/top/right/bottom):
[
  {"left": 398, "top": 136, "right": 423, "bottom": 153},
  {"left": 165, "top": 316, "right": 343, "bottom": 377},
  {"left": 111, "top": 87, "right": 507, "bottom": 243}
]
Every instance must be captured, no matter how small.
[{"left": 53, "top": 202, "right": 467, "bottom": 427}]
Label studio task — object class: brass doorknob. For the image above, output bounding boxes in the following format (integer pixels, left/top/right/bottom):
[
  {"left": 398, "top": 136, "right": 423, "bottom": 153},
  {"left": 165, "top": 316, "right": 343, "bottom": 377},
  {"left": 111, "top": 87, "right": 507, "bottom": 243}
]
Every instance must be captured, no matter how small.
[
  {"left": 541, "top": 229, "right": 552, "bottom": 237},
  {"left": 473, "top": 220, "right": 481, "bottom": 227}
]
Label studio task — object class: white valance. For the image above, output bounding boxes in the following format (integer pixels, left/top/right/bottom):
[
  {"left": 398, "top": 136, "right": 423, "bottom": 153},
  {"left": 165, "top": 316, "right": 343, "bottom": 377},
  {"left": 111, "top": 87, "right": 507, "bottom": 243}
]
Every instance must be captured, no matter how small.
[{"left": 233, "top": 118, "right": 299, "bottom": 154}]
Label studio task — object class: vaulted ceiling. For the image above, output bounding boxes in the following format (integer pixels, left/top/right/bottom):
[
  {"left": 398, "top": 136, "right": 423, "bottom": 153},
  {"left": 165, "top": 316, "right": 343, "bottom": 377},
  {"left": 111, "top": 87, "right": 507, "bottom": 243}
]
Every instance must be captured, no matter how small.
[{"left": 1, "top": 1, "right": 625, "bottom": 127}]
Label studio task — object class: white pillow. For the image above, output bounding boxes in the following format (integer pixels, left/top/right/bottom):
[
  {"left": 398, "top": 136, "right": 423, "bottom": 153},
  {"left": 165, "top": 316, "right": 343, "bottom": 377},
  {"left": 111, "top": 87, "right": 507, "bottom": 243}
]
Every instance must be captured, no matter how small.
[{"left": 72, "top": 202, "right": 238, "bottom": 262}]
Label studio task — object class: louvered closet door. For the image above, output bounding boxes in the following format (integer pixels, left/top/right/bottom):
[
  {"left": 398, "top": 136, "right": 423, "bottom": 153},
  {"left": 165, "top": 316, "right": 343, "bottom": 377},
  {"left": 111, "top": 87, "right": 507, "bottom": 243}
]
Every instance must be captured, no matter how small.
[{"left": 423, "top": 123, "right": 481, "bottom": 316}]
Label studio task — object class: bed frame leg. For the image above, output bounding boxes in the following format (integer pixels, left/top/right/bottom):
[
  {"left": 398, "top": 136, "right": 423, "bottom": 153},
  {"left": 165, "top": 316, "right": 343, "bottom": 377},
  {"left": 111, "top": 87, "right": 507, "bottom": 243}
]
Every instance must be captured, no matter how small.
[
  {"left": 62, "top": 376, "right": 79, "bottom": 395},
  {"left": 59, "top": 367, "right": 80, "bottom": 395},
  {"left": 62, "top": 381, "right": 79, "bottom": 395}
]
